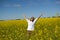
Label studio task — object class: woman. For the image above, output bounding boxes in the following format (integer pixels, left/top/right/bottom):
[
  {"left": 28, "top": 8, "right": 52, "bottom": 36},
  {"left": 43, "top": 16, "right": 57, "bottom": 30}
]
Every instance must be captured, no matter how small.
[{"left": 23, "top": 14, "right": 43, "bottom": 39}]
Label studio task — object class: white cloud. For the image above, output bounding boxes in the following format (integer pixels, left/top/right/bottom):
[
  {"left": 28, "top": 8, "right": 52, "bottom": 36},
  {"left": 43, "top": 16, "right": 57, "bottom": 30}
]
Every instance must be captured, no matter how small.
[
  {"left": 4, "top": 3, "right": 21, "bottom": 8},
  {"left": 13, "top": 4, "right": 21, "bottom": 7},
  {"left": 56, "top": 1, "right": 60, "bottom": 4}
]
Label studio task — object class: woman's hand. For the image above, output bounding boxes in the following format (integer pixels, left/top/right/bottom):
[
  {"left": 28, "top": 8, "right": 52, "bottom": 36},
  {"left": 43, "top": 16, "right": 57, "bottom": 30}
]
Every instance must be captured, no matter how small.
[
  {"left": 38, "top": 13, "right": 43, "bottom": 18},
  {"left": 22, "top": 14, "right": 27, "bottom": 19}
]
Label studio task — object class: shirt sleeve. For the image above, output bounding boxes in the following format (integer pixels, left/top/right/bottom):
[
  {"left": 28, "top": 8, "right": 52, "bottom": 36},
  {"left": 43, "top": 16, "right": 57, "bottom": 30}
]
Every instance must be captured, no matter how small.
[
  {"left": 33, "top": 18, "right": 38, "bottom": 23},
  {"left": 26, "top": 19, "right": 29, "bottom": 22}
]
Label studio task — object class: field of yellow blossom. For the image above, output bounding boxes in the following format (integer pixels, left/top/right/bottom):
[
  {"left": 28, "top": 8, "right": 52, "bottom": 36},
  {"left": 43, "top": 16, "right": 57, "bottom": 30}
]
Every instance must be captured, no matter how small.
[{"left": 0, "top": 18, "right": 60, "bottom": 40}]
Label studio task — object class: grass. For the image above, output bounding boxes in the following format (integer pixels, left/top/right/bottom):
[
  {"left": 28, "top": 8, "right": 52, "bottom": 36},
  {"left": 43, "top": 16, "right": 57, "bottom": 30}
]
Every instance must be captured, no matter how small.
[{"left": 0, "top": 18, "right": 60, "bottom": 40}]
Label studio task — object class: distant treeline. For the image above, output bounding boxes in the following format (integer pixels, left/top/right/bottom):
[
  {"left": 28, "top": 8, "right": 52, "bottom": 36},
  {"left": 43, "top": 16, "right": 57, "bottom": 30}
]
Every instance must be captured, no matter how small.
[
  {"left": 47, "top": 16, "right": 60, "bottom": 18},
  {"left": 52, "top": 16, "right": 60, "bottom": 18},
  {"left": 0, "top": 16, "right": 60, "bottom": 21},
  {"left": 0, "top": 20, "right": 5, "bottom": 21}
]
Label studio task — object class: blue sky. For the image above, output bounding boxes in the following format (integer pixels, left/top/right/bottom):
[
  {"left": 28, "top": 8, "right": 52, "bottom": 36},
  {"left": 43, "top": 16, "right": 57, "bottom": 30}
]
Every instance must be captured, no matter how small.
[{"left": 0, "top": 0, "right": 60, "bottom": 20}]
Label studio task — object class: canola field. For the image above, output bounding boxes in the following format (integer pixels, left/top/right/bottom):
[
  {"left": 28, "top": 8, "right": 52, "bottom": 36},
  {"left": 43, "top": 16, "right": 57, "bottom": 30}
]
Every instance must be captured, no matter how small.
[{"left": 0, "top": 18, "right": 60, "bottom": 40}]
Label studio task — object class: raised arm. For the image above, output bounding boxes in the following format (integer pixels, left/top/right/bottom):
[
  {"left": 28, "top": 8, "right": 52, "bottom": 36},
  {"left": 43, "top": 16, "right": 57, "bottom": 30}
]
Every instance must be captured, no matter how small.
[
  {"left": 23, "top": 14, "right": 29, "bottom": 22},
  {"left": 23, "top": 14, "right": 27, "bottom": 19},
  {"left": 33, "top": 13, "right": 43, "bottom": 23},
  {"left": 37, "top": 13, "right": 43, "bottom": 20}
]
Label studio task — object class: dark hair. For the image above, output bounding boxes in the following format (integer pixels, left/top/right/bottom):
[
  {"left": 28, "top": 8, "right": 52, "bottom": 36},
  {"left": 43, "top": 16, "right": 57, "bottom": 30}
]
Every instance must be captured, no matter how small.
[{"left": 30, "top": 17, "right": 35, "bottom": 22}]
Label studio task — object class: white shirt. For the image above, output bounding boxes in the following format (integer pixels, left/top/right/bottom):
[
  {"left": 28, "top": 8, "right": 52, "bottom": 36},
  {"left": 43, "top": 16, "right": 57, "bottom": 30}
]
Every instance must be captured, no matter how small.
[{"left": 26, "top": 18, "right": 38, "bottom": 31}]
